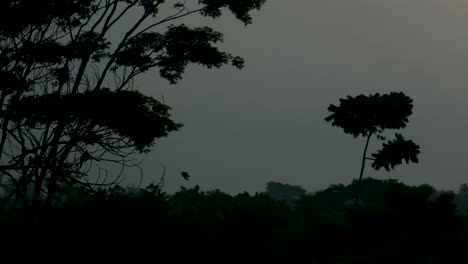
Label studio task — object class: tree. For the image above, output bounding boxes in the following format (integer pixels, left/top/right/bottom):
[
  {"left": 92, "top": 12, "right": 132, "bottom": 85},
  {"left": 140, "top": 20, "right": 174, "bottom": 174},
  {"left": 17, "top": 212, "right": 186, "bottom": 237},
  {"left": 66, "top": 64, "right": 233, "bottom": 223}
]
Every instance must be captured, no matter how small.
[
  {"left": 325, "top": 92, "right": 420, "bottom": 206},
  {"left": 454, "top": 184, "right": 468, "bottom": 214},
  {"left": 0, "top": 0, "right": 267, "bottom": 221},
  {"left": 265, "top": 181, "right": 306, "bottom": 208}
]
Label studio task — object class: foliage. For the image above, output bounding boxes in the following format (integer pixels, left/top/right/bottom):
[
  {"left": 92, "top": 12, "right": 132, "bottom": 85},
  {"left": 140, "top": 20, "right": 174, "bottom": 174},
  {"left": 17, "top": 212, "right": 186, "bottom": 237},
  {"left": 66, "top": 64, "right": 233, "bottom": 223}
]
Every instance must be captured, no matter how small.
[
  {"left": 12, "top": 88, "right": 182, "bottom": 152},
  {"left": 371, "top": 133, "right": 420, "bottom": 171},
  {"left": 266, "top": 181, "right": 306, "bottom": 208},
  {"left": 325, "top": 92, "right": 420, "bottom": 205},
  {"left": 455, "top": 184, "right": 468, "bottom": 214},
  {"left": 2, "top": 178, "right": 465, "bottom": 263},
  {"left": 0, "top": 0, "right": 267, "bottom": 220},
  {"left": 325, "top": 92, "right": 413, "bottom": 137}
]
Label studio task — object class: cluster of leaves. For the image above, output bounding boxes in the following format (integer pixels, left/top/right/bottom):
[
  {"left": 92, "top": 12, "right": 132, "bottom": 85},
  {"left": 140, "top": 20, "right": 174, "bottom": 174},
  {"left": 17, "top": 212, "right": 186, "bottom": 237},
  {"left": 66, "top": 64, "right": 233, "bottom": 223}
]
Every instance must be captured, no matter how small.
[
  {"left": 325, "top": 92, "right": 413, "bottom": 137},
  {"left": 0, "top": 0, "right": 94, "bottom": 36},
  {"left": 12, "top": 88, "right": 182, "bottom": 152},
  {"left": 200, "top": 0, "right": 266, "bottom": 25},
  {"left": 115, "top": 25, "right": 244, "bottom": 84},
  {"left": 371, "top": 133, "right": 421, "bottom": 171}
]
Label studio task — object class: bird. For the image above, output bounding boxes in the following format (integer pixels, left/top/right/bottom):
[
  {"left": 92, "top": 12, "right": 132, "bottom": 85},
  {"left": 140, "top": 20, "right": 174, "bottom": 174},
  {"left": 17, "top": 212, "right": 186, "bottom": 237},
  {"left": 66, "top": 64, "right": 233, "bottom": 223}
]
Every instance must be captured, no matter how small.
[
  {"left": 80, "top": 151, "right": 91, "bottom": 164},
  {"left": 180, "top": 171, "right": 190, "bottom": 181}
]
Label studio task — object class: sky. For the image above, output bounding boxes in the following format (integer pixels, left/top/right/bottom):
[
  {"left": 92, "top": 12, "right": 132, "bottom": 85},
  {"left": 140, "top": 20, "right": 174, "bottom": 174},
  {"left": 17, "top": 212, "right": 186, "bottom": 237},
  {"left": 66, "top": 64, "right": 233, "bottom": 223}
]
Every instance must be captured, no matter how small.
[{"left": 129, "top": 0, "right": 468, "bottom": 194}]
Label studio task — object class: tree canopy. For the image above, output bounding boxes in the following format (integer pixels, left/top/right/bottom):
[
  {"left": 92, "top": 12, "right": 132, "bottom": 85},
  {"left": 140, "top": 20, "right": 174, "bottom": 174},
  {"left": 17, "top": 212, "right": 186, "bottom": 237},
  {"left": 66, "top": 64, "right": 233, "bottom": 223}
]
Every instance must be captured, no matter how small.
[
  {"left": 0, "top": 0, "right": 267, "bottom": 221},
  {"left": 325, "top": 92, "right": 420, "bottom": 205},
  {"left": 325, "top": 92, "right": 413, "bottom": 137}
]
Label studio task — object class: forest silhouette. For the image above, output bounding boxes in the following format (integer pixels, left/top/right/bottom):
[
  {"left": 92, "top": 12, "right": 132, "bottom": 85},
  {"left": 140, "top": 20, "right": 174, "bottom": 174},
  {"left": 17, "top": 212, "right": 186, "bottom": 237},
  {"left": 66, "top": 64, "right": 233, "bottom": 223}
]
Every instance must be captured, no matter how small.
[
  {"left": 2, "top": 178, "right": 467, "bottom": 263},
  {"left": 1, "top": 1, "right": 466, "bottom": 263}
]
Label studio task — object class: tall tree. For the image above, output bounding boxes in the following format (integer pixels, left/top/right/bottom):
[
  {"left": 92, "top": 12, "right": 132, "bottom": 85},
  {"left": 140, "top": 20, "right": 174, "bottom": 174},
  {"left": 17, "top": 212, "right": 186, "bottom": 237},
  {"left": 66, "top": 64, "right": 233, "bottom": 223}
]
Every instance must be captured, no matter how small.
[
  {"left": 325, "top": 92, "right": 420, "bottom": 206},
  {"left": 0, "top": 0, "right": 267, "bottom": 221}
]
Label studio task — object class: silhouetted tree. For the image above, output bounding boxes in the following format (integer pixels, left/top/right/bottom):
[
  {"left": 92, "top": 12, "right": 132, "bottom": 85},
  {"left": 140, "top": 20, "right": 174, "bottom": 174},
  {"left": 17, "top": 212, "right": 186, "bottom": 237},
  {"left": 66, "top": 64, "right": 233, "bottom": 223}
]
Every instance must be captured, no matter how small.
[
  {"left": 325, "top": 92, "right": 420, "bottom": 206},
  {"left": 167, "top": 186, "right": 291, "bottom": 261},
  {"left": 0, "top": 0, "right": 267, "bottom": 221},
  {"left": 266, "top": 181, "right": 306, "bottom": 208},
  {"left": 311, "top": 178, "right": 402, "bottom": 214},
  {"left": 1, "top": 179, "right": 463, "bottom": 263},
  {"left": 455, "top": 183, "right": 468, "bottom": 214}
]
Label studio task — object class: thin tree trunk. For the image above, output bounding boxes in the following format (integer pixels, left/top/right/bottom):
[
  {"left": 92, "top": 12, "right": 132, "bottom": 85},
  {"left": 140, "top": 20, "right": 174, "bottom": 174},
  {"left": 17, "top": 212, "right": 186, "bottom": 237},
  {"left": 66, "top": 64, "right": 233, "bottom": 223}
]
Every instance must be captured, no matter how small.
[{"left": 355, "top": 133, "right": 372, "bottom": 206}]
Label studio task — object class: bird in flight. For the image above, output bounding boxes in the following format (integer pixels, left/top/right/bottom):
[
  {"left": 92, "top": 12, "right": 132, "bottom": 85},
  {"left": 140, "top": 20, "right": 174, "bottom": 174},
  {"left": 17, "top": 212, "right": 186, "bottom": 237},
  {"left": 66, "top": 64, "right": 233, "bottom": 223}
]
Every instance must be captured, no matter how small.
[{"left": 181, "top": 171, "right": 190, "bottom": 181}]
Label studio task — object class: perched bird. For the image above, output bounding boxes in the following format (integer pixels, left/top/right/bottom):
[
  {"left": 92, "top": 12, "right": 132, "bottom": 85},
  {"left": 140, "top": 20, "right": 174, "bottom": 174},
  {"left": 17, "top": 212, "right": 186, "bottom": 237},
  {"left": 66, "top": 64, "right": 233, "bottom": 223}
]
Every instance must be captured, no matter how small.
[
  {"left": 180, "top": 171, "right": 190, "bottom": 181},
  {"left": 80, "top": 151, "right": 91, "bottom": 164}
]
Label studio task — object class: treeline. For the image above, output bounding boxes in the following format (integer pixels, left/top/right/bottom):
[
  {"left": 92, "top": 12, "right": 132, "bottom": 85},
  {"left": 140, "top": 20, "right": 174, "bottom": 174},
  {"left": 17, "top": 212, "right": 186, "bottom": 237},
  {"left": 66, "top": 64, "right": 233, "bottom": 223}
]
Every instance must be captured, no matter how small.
[
  {"left": 2, "top": 178, "right": 468, "bottom": 263},
  {"left": 268, "top": 178, "right": 468, "bottom": 215}
]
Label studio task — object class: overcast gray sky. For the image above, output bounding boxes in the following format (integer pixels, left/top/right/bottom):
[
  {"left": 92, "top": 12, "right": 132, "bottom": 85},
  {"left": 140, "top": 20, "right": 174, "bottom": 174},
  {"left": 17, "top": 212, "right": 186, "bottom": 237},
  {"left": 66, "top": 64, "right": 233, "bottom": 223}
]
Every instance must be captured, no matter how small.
[{"left": 132, "top": 0, "right": 468, "bottom": 194}]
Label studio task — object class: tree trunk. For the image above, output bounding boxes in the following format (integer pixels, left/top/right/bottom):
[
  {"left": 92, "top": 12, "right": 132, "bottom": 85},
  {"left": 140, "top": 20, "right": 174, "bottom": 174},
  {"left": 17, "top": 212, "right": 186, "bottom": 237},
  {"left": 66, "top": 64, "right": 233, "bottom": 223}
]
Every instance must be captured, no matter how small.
[{"left": 354, "top": 133, "right": 372, "bottom": 206}]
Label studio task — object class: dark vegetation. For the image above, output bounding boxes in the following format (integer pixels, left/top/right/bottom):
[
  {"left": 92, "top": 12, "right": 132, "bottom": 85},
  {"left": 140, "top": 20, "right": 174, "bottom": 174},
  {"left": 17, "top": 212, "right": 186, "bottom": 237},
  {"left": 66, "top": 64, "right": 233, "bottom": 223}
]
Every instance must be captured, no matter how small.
[
  {"left": 1, "top": 1, "right": 466, "bottom": 262},
  {"left": 0, "top": 0, "right": 266, "bottom": 222},
  {"left": 2, "top": 178, "right": 468, "bottom": 263},
  {"left": 325, "top": 92, "right": 420, "bottom": 206}
]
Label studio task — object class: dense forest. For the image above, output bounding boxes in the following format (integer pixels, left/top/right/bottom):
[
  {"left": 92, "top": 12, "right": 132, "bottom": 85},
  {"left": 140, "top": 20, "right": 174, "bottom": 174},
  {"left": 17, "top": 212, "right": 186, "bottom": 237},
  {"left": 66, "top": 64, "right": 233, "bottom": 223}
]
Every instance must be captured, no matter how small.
[{"left": 2, "top": 178, "right": 468, "bottom": 263}]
